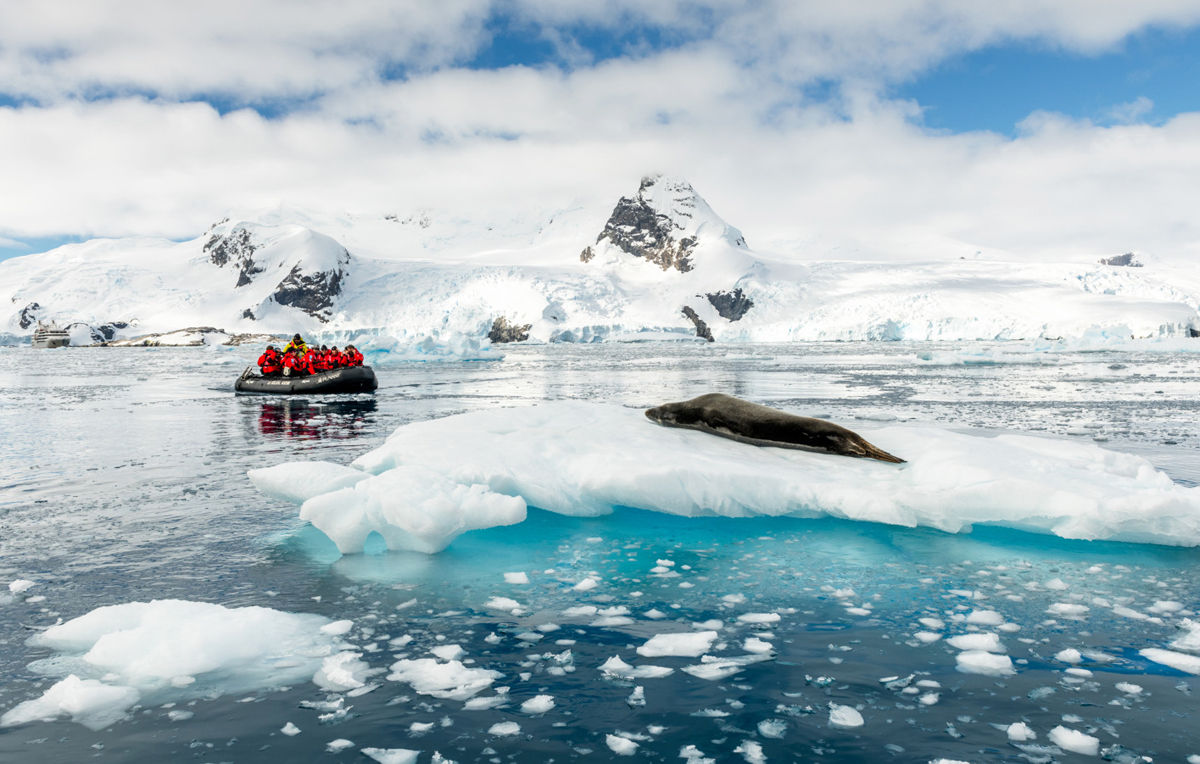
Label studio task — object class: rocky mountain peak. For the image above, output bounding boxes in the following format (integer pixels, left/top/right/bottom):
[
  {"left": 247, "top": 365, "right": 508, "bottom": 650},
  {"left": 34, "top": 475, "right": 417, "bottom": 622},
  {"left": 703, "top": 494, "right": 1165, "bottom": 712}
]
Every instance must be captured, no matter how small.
[{"left": 582, "top": 174, "right": 747, "bottom": 273}]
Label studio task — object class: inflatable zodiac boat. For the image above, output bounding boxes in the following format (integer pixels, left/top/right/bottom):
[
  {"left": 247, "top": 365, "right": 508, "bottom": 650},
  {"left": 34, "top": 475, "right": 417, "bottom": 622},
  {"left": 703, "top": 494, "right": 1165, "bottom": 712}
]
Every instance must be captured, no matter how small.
[{"left": 235, "top": 365, "right": 378, "bottom": 395}]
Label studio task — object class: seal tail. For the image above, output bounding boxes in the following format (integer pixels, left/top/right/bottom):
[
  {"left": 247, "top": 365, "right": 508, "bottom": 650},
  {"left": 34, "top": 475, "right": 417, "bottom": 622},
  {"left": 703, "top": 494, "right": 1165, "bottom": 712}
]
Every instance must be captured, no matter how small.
[{"left": 859, "top": 440, "right": 906, "bottom": 464}]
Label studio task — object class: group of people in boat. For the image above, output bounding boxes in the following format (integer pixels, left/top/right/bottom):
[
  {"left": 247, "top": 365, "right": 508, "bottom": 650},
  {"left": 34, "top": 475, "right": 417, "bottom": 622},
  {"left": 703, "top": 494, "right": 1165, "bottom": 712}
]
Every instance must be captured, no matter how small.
[{"left": 256, "top": 334, "right": 364, "bottom": 377}]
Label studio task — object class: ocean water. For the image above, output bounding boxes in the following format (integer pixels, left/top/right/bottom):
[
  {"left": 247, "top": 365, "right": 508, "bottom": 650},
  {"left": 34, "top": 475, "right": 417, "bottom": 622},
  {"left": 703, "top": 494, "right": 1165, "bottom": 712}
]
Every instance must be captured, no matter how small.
[{"left": 1, "top": 341, "right": 1199, "bottom": 762}]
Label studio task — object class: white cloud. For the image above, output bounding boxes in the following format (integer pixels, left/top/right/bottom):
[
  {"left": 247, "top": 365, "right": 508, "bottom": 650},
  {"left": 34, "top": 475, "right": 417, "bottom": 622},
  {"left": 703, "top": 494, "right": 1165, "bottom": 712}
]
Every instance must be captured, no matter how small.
[{"left": 1106, "top": 95, "right": 1155, "bottom": 124}]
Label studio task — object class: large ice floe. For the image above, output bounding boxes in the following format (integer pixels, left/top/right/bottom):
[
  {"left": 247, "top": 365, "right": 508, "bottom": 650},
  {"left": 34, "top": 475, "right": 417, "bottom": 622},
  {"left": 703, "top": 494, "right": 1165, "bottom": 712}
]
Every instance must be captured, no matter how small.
[
  {"left": 250, "top": 401, "right": 1200, "bottom": 553},
  {"left": 0, "top": 600, "right": 348, "bottom": 730}
]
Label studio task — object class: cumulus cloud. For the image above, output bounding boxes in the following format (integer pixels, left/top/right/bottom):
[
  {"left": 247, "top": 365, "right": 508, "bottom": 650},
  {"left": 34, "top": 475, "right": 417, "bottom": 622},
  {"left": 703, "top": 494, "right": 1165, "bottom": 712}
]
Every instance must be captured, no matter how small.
[{"left": 1, "top": 1, "right": 1199, "bottom": 261}]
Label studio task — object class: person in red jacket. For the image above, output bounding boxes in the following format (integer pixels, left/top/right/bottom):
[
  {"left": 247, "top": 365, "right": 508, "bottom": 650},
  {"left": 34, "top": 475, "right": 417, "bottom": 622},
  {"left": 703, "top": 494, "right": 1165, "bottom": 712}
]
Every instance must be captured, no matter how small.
[
  {"left": 313, "top": 345, "right": 330, "bottom": 373},
  {"left": 345, "top": 345, "right": 364, "bottom": 366},
  {"left": 257, "top": 346, "right": 282, "bottom": 376},
  {"left": 301, "top": 347, "right": 318, "bottom": 375}
]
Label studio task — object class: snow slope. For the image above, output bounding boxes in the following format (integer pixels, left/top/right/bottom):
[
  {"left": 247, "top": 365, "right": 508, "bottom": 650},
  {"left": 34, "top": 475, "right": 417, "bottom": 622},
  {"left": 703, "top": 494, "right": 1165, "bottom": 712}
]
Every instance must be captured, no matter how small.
[{"left": 3, "top": 175, "right": 1198, "bottom": 344}]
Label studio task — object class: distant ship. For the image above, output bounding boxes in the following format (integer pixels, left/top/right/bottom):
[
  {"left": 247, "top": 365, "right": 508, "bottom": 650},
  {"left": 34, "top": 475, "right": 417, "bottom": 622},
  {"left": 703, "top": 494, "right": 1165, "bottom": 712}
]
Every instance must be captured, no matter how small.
[{"left": 31, "top": 321, "right": 70, "bottom": 348}]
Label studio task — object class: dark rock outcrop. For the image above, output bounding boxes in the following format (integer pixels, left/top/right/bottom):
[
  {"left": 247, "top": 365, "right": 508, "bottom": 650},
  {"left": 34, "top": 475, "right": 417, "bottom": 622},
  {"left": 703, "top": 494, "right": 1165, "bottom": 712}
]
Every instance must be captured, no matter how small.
[
  {"left": 18, "top": 302, "right": 41, "bottom": 330},
  {"left": 1099, "top": 252, "right": 1142, "bottom": 267},
  {"left": 588, "top": 177, "right": 698, "bottom": 272},
  {"left": 204, "top": 225, "right": 264, "bottom": 287},
  {"left": 705, "top": 288, "right": 754, "bottom": 321},
  {"left": 580, "top": 246, "right": 595, "bottom": 263},
  {"left": 271, "top": 252, "right": 350, "bottom": 322},
  {"left": 488, "top": 316, "right": 532, "bottom": 343},
  {"left": 681, "top": 306, "right": 714, "bottom": 342}
]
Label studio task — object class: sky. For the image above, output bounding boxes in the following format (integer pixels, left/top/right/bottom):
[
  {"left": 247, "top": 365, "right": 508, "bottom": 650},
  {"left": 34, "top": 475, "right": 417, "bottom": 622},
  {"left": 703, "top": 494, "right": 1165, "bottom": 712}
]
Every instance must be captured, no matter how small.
[{"left": 2, "top": 0, "right": 1200, "bottom": 263}]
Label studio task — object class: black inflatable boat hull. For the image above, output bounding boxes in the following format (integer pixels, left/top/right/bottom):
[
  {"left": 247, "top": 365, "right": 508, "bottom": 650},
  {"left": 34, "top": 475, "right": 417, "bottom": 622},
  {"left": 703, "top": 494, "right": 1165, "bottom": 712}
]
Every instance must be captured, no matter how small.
[{"left": 236, "top": 365, "right": 377, "bottom": 394}]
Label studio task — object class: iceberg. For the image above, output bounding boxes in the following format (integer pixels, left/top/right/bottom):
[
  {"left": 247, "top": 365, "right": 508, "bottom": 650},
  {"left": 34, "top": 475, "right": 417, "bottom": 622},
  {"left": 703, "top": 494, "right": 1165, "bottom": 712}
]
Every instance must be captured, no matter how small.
[{"left": 255, "top": 402, "right": 1200, "bottom": 553}]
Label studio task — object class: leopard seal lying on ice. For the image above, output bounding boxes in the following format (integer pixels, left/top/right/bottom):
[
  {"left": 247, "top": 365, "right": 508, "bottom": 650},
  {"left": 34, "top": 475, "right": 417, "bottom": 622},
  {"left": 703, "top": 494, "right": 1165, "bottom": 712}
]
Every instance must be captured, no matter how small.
[{"left": 645, "top": 393, "right": 905, "bottom": 463}]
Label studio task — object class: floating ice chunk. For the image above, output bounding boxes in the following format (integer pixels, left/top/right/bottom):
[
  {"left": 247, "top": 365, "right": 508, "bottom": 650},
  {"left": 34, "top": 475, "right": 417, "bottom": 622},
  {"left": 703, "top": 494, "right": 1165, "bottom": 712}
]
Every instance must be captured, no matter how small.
[
  {"left": 562, "top": 605, "right": 597, "bottom": 617},
  {"left": 946, "top": 633, "right": 1004, "bottom": 653},
  {"left": 637, "top": 631, "right": 718, "bottom": 658},
  {"left": 828, "top": 703, "right": 864, "bottom": 728},
  {"left": 1140, "top": 648, "right": 1200, "bottom": 674},
  {"left": 966, "top": 609, "right": 1004, "bottom": 626},
  {"left": 8, "top": 579, "right": 36, "bottom": 594},
  {"left": 1171, "top": 619, "right": 1200, "bottom": 651},
  {"left": 430, "top": 645, "right": 465, "bottom": 662},
  {"left": 1047, "top": 603, "right": 1089, "bottom": 618},
  {"left": 1044, "top": 578, "right": 1069, "bottom": 591},
  {"left": 682, "top": 653, "right": 772, "bottom": 680},
  {"left": 737, "top": 612, "right": 781, "bottom": 625},
  {"left": 1055, "top": 648, "right": 1083, "bottom": 664},
  {"left": 918, "top": 692, "right": 939, "bottom": 705},
  {"left": 298, "top": 465, "right": 526, "bottom": 554},
  {"left": 504, "top": 572, "right": 529, "bottom": 584},
  {"left": 757, "top": 718, "right": 787, "bottom": 738},
  {"left": 520, "top": 695, "right": 555, "bottom": 714},
  {"left": 321, "top": 619, "right": 354, "bottom": 636},
  {"left": 918, "top": 617, "right": 945, "bottom": 630},
  {"left": 722, "top": 593, "right": 747, "bottom": 605},
  {"left": 386, "top": 659, "right": 502, "bottom": 700},
  {"left": 1115, "top": 681, "right": 1143, "bottom": 694},
  {"left": 743, "top": 638, "right": 773, "bottom": 654},
  {"left": 606, "top": 734, "right": 639, "bottom": 755},
  {"left": 1048, "top": 725, "right": 1100, "bottom": 756},
  {"left": 599, "top": 656, "right": 674, "bottom": 679},
  {"left": 1150, "top": 600, "right": 1184, "bottom": 614},
  {"left": 574, "top": 577, "right": 600, "bottom": 591},
  {"left": 283, "top": 402, "right": 1200, "bottom": 547},
  {"left": 462, "top": 695, "right": 508, "bottom": 710},
  {"left": 281, "top": 721, "right": 301, "bottom": 736},
  {"left": 734, "top": 740, "right": 766, "bottom": 764},
  {"left": 314, "top": 651, "right": 375, "bottom": 692},
  {"left": 247, "top": 462, "right": 369, "bottom": 505},
  {"left": 485, "top": 597, "right": 524, "bottom": 615},
  {"left": 955, "top": 651, "right": 1015, "bottom": 676},
  {"left": 679, "top": 744, "right": 716, "bottom": 762},
  {"left": 0, "top": 675, "right": 139, "bottom": 731},
  {"left": 326, "top": 739, "right": 355, "bottom": 753},
  {"left": 487, "top": 721, "right": 520, "bottom": 736},
  {"left": 1066, "top": 667, "right": 1092, "bottom": 678},
  {"left": 914, "top": 631, "right": 942, "bottom": 644},
  {"left": 3, "top": 598, "right": 342, "bottom": 732},
  {"left": 362, "top": 748, "right": 420, "bottom": 764},
  {"left": 1007, "top": 721, "right": 1036, "bottom": 741}
]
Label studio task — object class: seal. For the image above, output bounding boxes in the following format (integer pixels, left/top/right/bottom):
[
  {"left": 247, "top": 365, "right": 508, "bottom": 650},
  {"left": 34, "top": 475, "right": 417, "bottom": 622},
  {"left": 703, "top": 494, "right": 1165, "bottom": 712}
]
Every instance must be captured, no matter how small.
[{"left": 645, "top": 393, "right": 905, "bottom": 464}]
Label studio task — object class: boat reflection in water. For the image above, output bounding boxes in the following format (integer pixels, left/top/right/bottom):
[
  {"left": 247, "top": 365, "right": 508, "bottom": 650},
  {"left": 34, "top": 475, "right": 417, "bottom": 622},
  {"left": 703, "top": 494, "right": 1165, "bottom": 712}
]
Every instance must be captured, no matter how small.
[{"left": 255, "top": 398, "right": 377, "bottom": 440}]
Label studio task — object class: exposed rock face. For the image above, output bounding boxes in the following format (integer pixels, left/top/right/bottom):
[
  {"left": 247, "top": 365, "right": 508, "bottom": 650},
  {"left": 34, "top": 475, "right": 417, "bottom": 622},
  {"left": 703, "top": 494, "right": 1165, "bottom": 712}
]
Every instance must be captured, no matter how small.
[
  {"left": 18, "top": 302, "right": 41, "bottom": 330},
  {"left": 588, "top": 177, "right": 701, "bottom": 272},
  {"left": 93, "top": 321, "right": 129, "bottom": 341},
  {"left": 579, "top": 246, "right": 595, "bottom": 263},
  {"left": 488, "top": 316, "right": 532, "bottom": 343},
  {"left": 204, "top": 225, "right": 265, "bottom": 287},
  {"left": 706, "top": 288, "right": 754, "bottom": 321},
  {"left": 1100, "top": 252, "right": 1142, "bottom": 267},
  {"left": 271, "top": 254, "right": 350, "bottom": 322},
  {"left": 681, "top": 306, "right": 714, "bottom": 342}
]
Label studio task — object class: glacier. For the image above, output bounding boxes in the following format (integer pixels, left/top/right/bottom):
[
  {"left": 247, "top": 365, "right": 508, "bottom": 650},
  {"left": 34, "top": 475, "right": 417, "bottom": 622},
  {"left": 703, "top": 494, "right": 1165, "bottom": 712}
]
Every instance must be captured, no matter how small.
[{"left": 252, "top": 402, "right": 1200, "bottom": 553}]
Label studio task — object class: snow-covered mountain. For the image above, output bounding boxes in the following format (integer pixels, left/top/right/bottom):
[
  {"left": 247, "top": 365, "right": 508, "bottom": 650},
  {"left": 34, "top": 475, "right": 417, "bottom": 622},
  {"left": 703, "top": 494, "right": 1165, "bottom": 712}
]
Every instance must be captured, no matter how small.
[{"left": 3, "top": 175, "right": 1199, "bottom": 345}]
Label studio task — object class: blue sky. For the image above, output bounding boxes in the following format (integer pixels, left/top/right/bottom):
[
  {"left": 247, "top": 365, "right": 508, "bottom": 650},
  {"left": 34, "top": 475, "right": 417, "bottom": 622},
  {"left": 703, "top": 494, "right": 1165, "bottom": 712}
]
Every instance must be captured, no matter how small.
[{"left": 2, "top": 1, "right": 1200, "bottom": 263}]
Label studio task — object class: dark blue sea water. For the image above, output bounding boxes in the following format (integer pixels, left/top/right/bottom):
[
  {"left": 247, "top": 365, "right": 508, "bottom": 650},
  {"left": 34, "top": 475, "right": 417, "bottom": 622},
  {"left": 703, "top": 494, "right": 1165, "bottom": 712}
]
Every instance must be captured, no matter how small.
[{"left": 1, "top": 342, "right": 1198, "bottom": 762}]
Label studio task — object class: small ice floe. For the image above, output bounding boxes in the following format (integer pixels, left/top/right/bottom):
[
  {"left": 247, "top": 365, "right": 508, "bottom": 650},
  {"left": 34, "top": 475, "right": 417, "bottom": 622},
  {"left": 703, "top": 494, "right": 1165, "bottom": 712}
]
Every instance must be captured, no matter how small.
[
  {"left": 757, "top": 718, "right": 787, "bottom": 738},
  {"left": 599, "top": 656, "right": 674, "bottom": 680},
  {"left": 326, "top": 739, "right": 355, "bottom": 753},
  {"left": 562, "top": 605, "right": 598, "bottom": 618},
  {"left": 737, "top": 612, "right": 781, "bottom": 625},
  {"left": 463, "top": 694, "right": 508, "bottom": 711},
  {"left": 314, "top": 651, "right": 379, "bottom": 692},
  {"left": 946, "top": 633, "right": 1004, "bottom": 653},
  {"left": 734, "top": 740, "right": 766, "bottom": 763},
  {"left": 386, "top": 659, "right": 502, "bottom": 700},
  {"left": 1140, "top": 648, "right": 1200, "bottom": 674},
  {"left": 722, "top": 593, "right": 747, "bottom": 605},
  {"left": 966, "top": 609, "right": 1004, "bottom": 626},
  {"left": 362, "top": 748, "right": 420, "bottom": 764},
  {"left": 606, "top": 734, "right": 639, "bottom": 756},
  {"left": 828, "top": 703, "right": 864, "bottom": 728},
  {"left": 487, "top": 721, "right": 520, "bottom": 736},
  {"left": 0, "top": 599, "right": 347, "bottom": 731},
  {"left": 1115, "top": 682, "right": 1143, "bottom": 695},
  {"left": 1046, "top": 602, "right": 1089, "bottom": 619},
  {"left": 484, "top": 596, "right": 525, "bottom": 615},
  {"left": 1171, "top": 619, "right": 1200, "bottom": 651},
  {"left": 1048, "top": 725, "right": 1100, "bottom": 756},
  {"left": 1006, "top": 721, "right": 1036, "bottom": 741},
  {"left": 914, "top": 631, "right": 942, "bottom": 644},
  {"left": 320, "top": 619, "right": 354, "bottom": 636},
  {"left": 281, "top": 721, "right": 301, "bottom": 736},
  {"left": 519, "top": 695, "right": 555, "bottom": 714},
  {"left": 430, "top": 644, "right": 465, "bottom": 662},
  {"left": 743, "top": 638, "right": 773, "bottom": 654},
  {"left": 8, "top": 579, "right": 36, "bottom": 595},
  {"left": 1149, "top": 600, "right": 1184, "bottom": 615},
  {"left": 955, "top": 651, "right": 1015, "bottom": 676},
  {"left": 682, "top": 653, "right": 772, "bottom": 681},
  {"left": 679, "top": 744, "right": 716, "bottom": 763},
  {"left": 574, "top": 577, "right": 600, "bottom": 592},
  {"left": 503, "top": 572, "right": 529, "bottom": 584},
  {"left": 637, "top": 631, "right": 718, "bottom": 658},
  {"left": 626, "top": 686, "right": 645, "bottom": 707},
  {"left": 1054, "top": 648, "right": 1083, "bottom": 664}
]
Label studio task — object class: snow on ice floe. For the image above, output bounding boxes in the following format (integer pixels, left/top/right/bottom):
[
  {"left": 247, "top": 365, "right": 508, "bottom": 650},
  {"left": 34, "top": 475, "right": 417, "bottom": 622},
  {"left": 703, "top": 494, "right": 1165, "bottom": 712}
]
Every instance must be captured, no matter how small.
[
  {"left": 254, "top": 401, "right": 1200, "bottom": 554},
  {"left": 0, "top": 599, "right": 347, "bottom": 730}
]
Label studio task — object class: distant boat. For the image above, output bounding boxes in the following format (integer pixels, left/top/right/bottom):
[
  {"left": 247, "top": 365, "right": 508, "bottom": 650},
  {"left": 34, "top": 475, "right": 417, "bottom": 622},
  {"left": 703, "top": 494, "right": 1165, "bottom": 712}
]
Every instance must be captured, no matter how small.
[{"left": 31, "top": 321, "right": 70, "bottom": 349}]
